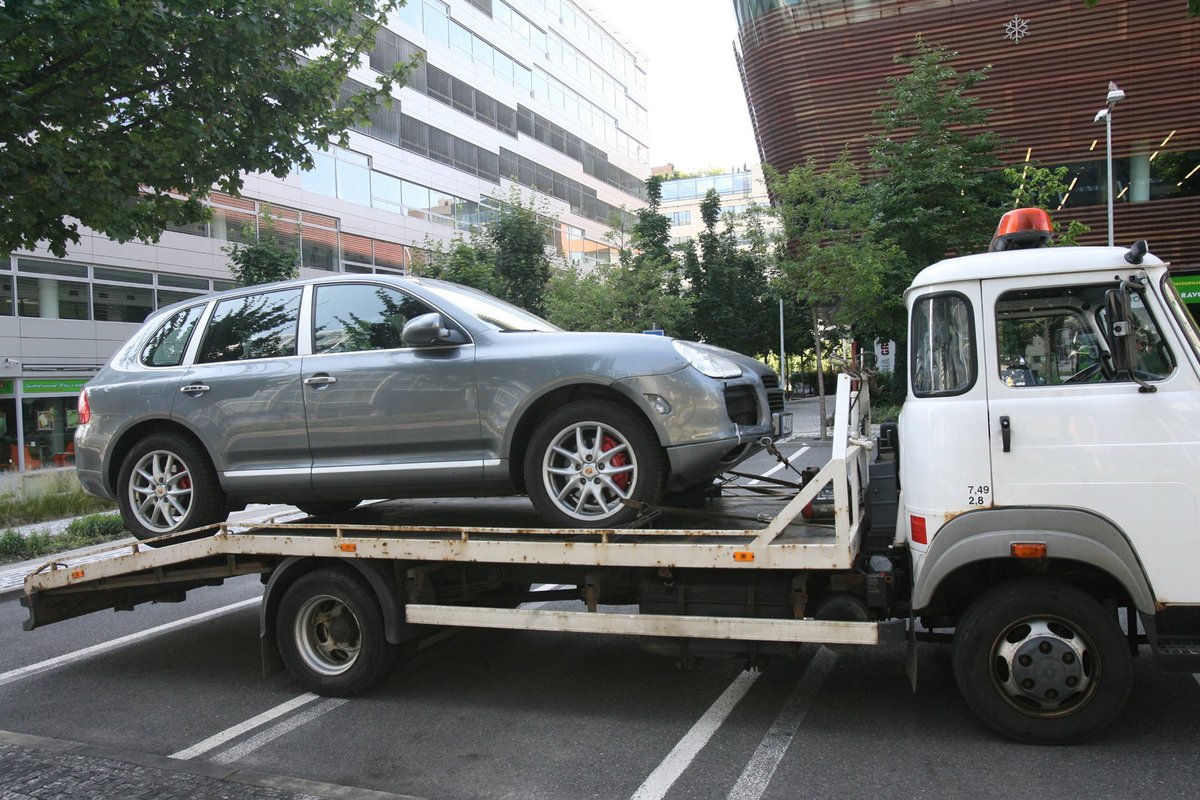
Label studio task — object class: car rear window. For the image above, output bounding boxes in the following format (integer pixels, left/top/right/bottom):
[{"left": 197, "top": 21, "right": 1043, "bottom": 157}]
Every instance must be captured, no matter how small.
[{"left": 140, "top": 305, "right": 205, "bottom": 367}]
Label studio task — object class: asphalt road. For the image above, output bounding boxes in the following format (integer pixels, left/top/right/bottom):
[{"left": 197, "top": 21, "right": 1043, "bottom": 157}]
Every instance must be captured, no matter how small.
[{"left": 2, "top": 442, "right": 1199, "bottom": 799}]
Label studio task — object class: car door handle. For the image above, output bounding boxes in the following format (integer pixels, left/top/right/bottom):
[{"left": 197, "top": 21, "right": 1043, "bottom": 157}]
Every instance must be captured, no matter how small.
[
  {"left": 1000, "top": 416, "right": 1011, "bottom": 453},
  {"left": 303, "top": 375, "right": 337, "bottom": 386},
  {"left": 179, "top": 384, "right": 210, "bottom": 394}
]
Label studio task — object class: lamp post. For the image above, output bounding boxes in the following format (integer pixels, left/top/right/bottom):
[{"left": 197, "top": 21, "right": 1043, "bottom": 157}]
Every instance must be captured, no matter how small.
[{"left": 1093, "top": 81, "right": 1125, "bottom": 247}]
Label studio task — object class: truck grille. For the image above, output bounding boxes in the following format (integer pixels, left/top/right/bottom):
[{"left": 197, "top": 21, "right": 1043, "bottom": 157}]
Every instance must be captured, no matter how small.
[{"left": 761, "top": 373, "right": 785, "bottom": 414}]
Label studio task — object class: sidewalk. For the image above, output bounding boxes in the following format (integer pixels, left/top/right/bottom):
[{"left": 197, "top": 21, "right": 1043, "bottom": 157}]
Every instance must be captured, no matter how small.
[{"left": 0, "top": 730, "right": 423, "bottom": 800}]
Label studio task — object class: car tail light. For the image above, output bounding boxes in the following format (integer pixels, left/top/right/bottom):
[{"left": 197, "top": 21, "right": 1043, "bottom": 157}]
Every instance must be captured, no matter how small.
[{"left": 77, "top": 389, "right": 91, "bottom": 425}]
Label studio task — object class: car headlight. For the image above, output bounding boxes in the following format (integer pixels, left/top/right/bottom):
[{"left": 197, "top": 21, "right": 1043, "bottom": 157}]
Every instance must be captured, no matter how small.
[{"left": 673, "top": 341, "right": 743, "bottom": 379}]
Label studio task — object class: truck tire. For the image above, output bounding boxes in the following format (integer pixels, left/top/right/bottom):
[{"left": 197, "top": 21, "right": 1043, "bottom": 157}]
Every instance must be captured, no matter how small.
[
  {"left": 276, "top": 567, "right": 399, "bottom": 697},
  {"left": 117, "top": 433, "right": 226, "bottom": 541},
  {"left": 952, "top": 578, "right": 1132, "bottom": 744},
  {"left": 524, "top": 399, "right": 663, "bottom": 527}
]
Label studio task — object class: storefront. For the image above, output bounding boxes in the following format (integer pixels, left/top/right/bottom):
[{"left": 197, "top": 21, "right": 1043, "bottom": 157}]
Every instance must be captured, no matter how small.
[{"left": 0, "top": 378, "right": 88, "bottom": 472}]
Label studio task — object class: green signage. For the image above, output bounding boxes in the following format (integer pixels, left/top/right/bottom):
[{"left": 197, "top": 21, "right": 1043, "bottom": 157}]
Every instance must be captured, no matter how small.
[
  {"left": 21, "top": 379, "right": 89, "bottom": 395},
  {"left": 0, "top": 380, "right": 12, "bottom": 396},
  {"left": 1172, "top": 275, "right": 1200, "bottom": 305}
]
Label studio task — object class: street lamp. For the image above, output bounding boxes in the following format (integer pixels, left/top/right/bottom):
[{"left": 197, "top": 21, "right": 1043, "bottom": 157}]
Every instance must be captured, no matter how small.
[{"left": 1093, "top": 81, "right": 1125, "bottom": 247}]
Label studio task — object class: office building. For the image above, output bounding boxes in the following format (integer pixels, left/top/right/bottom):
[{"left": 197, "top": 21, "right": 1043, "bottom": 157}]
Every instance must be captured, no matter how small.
[{"left": 1, "top": 0, "right": 650, "bottom": 474}]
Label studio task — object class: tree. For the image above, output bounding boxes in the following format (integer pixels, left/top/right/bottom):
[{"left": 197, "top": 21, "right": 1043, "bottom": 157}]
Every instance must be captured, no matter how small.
[
  {"left": 867, "top": 35, "right": 1008, "bottom": 274},
  {"left": 1, "top": 0, "right": 414, "bottom": 257},
  {"left": 1004, "top": 162, "right": 1091, "bottom": 246},
  {"left": 417, "top": 190, "right": 556, "bottom": 314},
  {"left": 769, "top": 154, "right": 905, "bottom": 347},
  {"left": 223, "top": 208, "right": 299, "bottom": 286}
]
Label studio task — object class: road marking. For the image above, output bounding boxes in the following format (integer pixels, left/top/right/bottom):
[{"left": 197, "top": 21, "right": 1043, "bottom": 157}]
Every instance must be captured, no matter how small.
[
  {"left": 746, "top": 447, "right": 809, "bottom": 486},
  {"left": 629, "top": 670, "right": 761, "bottom": 800},
  {"left": 526, "top": 583, "right": 574, "bottom": 610},
  {"left": 0, "top": 597, "right": 259, "bottom": 688},
  {"left": 1194, "top": 674, "right": 1200, "bottom": 689},
  {"left": 171, "top": 692, "right": 320, "bottom": 759},
  {"left": 210, "top": 697, "right": 349, "bottom": 764},
  {"left": 726, "top": 648, "right": 838, "bottom": 800}
]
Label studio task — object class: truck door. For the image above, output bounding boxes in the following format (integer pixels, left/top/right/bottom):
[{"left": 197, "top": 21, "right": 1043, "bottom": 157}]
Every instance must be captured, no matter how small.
[{"left": 981, "top": 274, "right": 1200, "bottom": 604}]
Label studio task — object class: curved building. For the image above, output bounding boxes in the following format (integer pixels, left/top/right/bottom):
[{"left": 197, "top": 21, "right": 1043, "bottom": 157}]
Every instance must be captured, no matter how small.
[{"left": 734, "top": 0, "right": 1200, "bottom": 265}]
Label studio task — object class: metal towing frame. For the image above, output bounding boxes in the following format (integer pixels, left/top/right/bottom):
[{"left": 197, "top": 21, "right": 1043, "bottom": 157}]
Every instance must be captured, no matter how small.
[{"left": 23, "top": 375, "right": 898, "bottom": 651}]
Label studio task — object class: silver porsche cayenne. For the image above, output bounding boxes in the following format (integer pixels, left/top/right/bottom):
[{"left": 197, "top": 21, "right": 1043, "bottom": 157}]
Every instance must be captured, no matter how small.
[{"left": 74, "top": 274, "right": 788, "bottom": 539}]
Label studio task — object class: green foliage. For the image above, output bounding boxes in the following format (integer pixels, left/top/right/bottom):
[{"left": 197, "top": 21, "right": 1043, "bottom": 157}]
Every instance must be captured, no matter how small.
[
  {"left": 0, "top": 486, "right": 116, "bottom": 529},
  {"left": 417, "top": 190, "right": 554, "bottom": 315},
  {"left": 0, "top": 513, "right": 127, "bottom": 564},
  {"left": 1004, "top": 162, "right": 1091, "bottom": 246},
  {"left": 1, "top": 0, "right": 414, "bottom": 257},
  {"left": 768, "top": 153, "right": 906, "bottom": 345},
  {"left": 223, "top": 208, "right": 300, "bottom": 286},
  {"left": 867, "top": 35, "right": 1008, "bottom": 273},
  {"left": 683, "top": 190, "right": 776, "bottom": 356}
]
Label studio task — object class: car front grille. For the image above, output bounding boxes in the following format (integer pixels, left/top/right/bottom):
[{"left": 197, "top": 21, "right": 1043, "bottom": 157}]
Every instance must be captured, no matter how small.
[{"left": 761, "top": 373, "right": 785, "bottom": 414}]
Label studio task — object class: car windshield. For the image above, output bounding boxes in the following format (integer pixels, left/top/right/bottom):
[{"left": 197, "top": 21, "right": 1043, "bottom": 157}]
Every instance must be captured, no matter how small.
[{"left": 419, "top": 280, "right": 560, "bottom": 333}]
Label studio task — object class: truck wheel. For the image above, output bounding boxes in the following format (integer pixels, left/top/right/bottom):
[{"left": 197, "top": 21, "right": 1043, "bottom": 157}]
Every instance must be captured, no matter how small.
[
  {"left": 276, "top": 567, "right": 399, "bottom": 697},
  {"left": 117, "top": 434, "right": 226, "bottom": 541},
  {"left": 952, "top": 578, "right": 1131, "bottom": 744},
  {"left": 524, "top": 399, "right": 663, "bottom": 527}
]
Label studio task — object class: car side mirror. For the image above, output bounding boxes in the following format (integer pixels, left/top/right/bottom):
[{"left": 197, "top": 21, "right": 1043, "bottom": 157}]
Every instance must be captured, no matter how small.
[
  {"left": 1104, "top": 286, "right": 1137, "bottom": 373},
  {"left": 401, "top": 313, "right": 467, "bottom": 347}
]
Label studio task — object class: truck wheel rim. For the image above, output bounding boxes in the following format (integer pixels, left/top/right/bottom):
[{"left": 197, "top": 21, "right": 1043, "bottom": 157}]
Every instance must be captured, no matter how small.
[
  {"left": 991, "top": 617, "right": 1096, "bottom": 716},
  {"left": 541, "top": 421, "right": 637, "bottom": 522},
  {"left": 293, "top": 594, "right": 361, "bottom": 676},
  {"left": 128, "top": 450, "right": 193, "bottom": 533}
]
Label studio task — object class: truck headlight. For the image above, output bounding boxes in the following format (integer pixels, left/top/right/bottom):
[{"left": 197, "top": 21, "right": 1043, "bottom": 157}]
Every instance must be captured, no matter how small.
[{"left": 673, "top": 341, "right": 742, "bottom": 379}]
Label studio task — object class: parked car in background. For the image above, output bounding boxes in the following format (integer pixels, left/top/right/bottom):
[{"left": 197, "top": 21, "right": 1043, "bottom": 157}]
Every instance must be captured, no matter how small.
[{"left": 74, "top": 275, "right": 788, "bottom": 540}]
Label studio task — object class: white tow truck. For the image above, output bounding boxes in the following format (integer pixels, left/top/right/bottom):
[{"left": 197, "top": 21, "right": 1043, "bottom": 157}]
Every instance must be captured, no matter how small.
[{"left": 21, "top": 209, "right": 1200, "bottom": 744}]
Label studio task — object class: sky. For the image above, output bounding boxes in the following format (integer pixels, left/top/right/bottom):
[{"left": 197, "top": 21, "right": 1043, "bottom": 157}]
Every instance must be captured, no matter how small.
[{"left": 587, "top": 0, "right": 760, "bottom": 173}]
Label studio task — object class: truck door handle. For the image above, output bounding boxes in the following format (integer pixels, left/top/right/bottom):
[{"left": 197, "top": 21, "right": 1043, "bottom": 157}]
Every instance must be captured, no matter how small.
[
  {"left": 1000, "top": 416, "right": 1011, "bottom": 453},
  {"left": 303, "top": 375, "right": 337, "bottom": 386},
  {"left": 179, "top": 384, "right": 209, "bottom": 394}
]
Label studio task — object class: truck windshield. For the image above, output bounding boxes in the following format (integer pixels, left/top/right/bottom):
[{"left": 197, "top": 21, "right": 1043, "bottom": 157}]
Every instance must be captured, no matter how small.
[{"left": 1161, "top": 274, "right": 1200, "bottom": 364}]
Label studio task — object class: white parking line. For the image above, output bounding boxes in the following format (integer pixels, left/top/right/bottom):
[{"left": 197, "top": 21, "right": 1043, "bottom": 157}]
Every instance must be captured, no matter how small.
[
  {"left": 210, "top": 697, "right": 349, "bottom": 764},
  {"left": 170, "top": 692, "right": 320, "bottom": 759},
  {"left": 0, "top": 597, "right": 259, "bottom": 688},
  {"left": 746, "top": 447, "right": 809, "bottom": 486},
  {"left": 629, "top": 670, "right": 761, "bottom": 800},
  {"left": 726, "top": 648, "right": 837, "bottom": 800},
  {"left": 1194, "top": 674, "right": 1199, "bottom": 688}
]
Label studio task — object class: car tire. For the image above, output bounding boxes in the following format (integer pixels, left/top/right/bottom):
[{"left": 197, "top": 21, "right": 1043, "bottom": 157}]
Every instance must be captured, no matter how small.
[
  {"left": 276, "top": 567, "right": 400, "bottom": 697},
  {"left": 296, "top": 501, "right": 360, "bottom": 517},
  {"left": 952, "top": 578, "right": 1132, "bottom": 744},
  {"left": 117, "top": 433, "right": 226, "bottom": 541},
  {"left": 524, "top": 399, "right": 663, "bottom": 527}
]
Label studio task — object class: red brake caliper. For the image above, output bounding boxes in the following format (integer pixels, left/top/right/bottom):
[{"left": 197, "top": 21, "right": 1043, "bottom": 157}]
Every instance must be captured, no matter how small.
[{"left": 601, "top": 435, "right": 630, "bottom": 491}]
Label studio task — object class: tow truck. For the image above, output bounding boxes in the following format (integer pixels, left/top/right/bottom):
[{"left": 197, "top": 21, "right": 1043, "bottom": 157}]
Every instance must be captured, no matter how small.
[{"left": 21, "top": 209, "right": 1200, "bottom": 743}]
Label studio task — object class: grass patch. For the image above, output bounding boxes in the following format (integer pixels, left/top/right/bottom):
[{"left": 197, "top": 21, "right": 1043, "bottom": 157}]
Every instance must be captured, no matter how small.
[
  {"left": 0, "top": 513, "right": 128, "bottom": 564},
  {"left": 0, "top": 485, "right": 117, "bottom": 529}
]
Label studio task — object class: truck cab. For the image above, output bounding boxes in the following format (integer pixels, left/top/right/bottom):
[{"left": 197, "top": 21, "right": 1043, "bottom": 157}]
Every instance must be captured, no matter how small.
[{"left": 897, "top": 208, "right": 1200, "bottom": 741}]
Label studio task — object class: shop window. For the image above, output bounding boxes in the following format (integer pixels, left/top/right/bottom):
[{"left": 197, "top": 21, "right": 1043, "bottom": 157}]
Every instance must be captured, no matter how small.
[{"left": 20, "top": 395, "right": 79, "bottom": 471}]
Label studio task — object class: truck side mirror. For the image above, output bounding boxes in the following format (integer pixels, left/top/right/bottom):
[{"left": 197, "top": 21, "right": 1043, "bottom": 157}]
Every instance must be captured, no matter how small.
[{"left": 1104, "top": 286, "right": 1137, "bottom": 373}]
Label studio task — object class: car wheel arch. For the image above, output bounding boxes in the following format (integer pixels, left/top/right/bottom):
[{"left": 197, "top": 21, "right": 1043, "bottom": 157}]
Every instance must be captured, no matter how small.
[
  {"left": 505, "top": 383, "right": 665, "bottom": 492},
  {"left": 105, "top": 418, "right": 217, "bottom": 497}
]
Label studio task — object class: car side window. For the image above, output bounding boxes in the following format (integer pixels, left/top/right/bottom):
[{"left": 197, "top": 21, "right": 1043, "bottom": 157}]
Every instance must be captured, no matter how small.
[
  {"left": 197, "top": 289, "right": 302, "bottom": 363},
  {"left": 140, "top": 304, "right": 205, "bottom": 367},
  {"left": 312, "top": 283, "right": 438, "bottom": 354},
  {"left": 995, "top": 284, "right": 1174, "bottom": 386},
  {"left": 911, "top": 293, "right": 975, "bottom": 397}
]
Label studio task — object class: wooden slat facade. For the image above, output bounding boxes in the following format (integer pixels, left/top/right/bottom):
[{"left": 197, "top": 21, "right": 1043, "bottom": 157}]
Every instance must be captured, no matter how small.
[{"left": 737, "top": 0, "right": 1200, "bottom": 266}]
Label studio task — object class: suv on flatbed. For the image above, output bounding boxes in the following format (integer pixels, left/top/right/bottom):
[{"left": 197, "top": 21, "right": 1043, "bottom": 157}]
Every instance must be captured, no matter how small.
[{"left": 75, "top": 274, "right": 788, "bottom": 539}]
